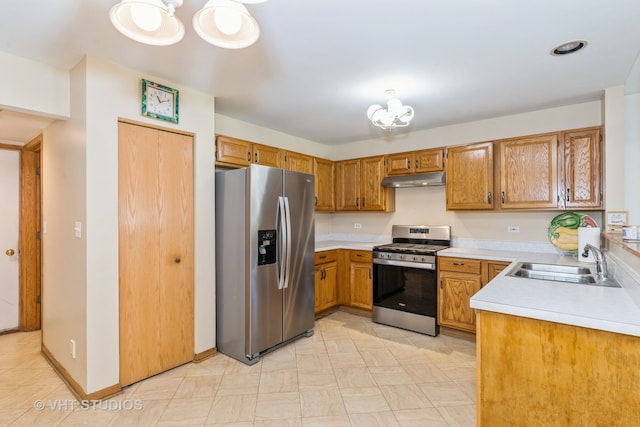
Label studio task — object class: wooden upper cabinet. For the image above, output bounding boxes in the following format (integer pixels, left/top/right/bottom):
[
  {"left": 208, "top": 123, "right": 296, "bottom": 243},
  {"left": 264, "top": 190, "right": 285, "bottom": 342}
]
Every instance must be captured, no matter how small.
[
  {"left": 283, "top": 151, "right": 314, "bottom": 174},
  {"left": 335, "top": 159, "right": 361, "bottom": 210},
  {"left": 314, "top": 157, "right": 335, "bottom": 212},
  {"left": 561, "top": 128, "right": 602, "bottom": 209},
  {"left": 498, "top": 134, "right": 558, "bottom": 209},
  {"left": 215, "top": 135, "right": 281, "bottom": 168},
  {"left": 252, "top": 143, "right": 281, "bottom": 167},
  {"left": 415, "top": 148, "right": 445, "bottom": 173},
  {"left": 361, "top": 155, "right": 389, "bottom": 211},
  {"left": 386, "top": 152, "right": 415, "bottom": 175},
  {"left": 386, "top": 148, "right": 444, "bottom": 175},
  {"left": 446, "top": 142, "right": 494, "bottom": 210},
  {"left": 215, "top": 135, "right": 251, "bottom": 167},
  {"left": 335, "top": 156, "right": 394, "bottom": 212}
]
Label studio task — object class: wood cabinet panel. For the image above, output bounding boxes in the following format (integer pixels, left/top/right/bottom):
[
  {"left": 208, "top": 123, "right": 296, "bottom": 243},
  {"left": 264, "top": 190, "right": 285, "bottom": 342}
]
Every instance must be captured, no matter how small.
[
  {"left": 562, "top": 128, "right": 602, "bottom": 209},
  {"left": 284, "top": 151, "right": 313, "bottom": 174},
  {"left": 361, "top": 156, "right": 388, "bottom": 211},
  {"left": 438, "top": 272, "right": 481, "bottom": 332},
  {"left": 386, "top": 152, "right": 414, "bottom": 175},
  {"left": 215, "top": 135, "right": 251, "bottom": 167},
  {"left": 252, "top": 143, "right": 281, "bottom": 167},
  {"left": 350, "top": 260, "right": 372, "bottom": 310},
  {"left": 483, "top": 261, "right": 510, "bottom": 285},
  {"left": 446, "top": 142, "right": 494, "bottom": 210},
  {"left": 415, "top": 148, "right": 444, "bottom": 172},
  {"left": 477, "top": 310, "right": 640, "bottom": 426},
  {"left": 313, "top": 157, "right": 335, "bottom": 212},
  {"left": 314, "top": 250, "right": 338, "bottom": 314},
  {"left": 335, "top": 159, "right": 361, "bottom": 210},
  {"left": 499, "top": 135, "right": 558, "bottom": 209},
  {"left": 438, "top": 257, "right": 481, "bottom": 275}
]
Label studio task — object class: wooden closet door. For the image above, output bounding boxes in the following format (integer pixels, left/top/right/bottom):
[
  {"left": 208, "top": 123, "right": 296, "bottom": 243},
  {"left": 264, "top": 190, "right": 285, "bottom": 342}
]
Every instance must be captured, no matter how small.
[
  {"left": 118, "top": 121, "right": 194, "bottom": 386},
  {"left": 157, "top": 130, "right": 194, "bottom": 370}
]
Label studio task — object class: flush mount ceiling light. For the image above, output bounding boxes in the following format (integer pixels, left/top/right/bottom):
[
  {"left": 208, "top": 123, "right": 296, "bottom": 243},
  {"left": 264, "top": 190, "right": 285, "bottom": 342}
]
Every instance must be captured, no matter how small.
[
  {"left": 367, "top": 89, "right": 415, "bottom": 130},
  {"left": 110, "top": 0, "right": 264, "bottom": 48},
  {"left": 193, "top": 0, "right": 259, "bottom": 49},
  {"left": 551, "top": 40, "right": 588, "bottom": 56}
]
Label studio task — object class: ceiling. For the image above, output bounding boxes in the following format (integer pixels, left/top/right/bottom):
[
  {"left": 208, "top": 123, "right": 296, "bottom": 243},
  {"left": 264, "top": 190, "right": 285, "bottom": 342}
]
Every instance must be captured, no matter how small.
[{"left": 1, "top": 0, "right": 640, "bottom": 146}]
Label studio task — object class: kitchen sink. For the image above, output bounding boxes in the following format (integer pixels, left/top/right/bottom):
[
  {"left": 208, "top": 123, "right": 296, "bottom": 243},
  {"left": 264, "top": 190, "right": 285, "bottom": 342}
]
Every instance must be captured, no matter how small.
[{"left": 506, "top": 262, "right": 621, "bottom": 287}]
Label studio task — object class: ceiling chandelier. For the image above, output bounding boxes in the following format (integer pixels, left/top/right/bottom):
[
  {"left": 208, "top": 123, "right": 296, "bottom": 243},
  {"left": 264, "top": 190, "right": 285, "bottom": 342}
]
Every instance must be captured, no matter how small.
[
  {"left": 109, "top": 0, "right": 266, "bottom": 49},
  {"left": 367, "top": 89, "right": 415, "bottom": 130}
]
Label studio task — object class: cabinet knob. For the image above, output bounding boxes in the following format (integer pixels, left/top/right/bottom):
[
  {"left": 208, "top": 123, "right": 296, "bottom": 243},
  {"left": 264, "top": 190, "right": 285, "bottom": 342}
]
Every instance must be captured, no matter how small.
[
  {"left": 174, "top": 257, "right": 181, "bottom": 264},
  {"left": 5, "top": 249, "right": 15, "bottom": 256},
  {"left": 406, "top": 159, "right": 411, "bottom": 169},
  {"left": 566, "top": 188, "right": 571, "bottom": 202}
]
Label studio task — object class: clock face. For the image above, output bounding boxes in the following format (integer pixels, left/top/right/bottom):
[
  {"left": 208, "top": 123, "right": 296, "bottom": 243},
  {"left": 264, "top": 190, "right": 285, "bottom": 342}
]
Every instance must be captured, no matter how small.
[{"left": 142, "top": 79, "right": 179, "bottom": 123}]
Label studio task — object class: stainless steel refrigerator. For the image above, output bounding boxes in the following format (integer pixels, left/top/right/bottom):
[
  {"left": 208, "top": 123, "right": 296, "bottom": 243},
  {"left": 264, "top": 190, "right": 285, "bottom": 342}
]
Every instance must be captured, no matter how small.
[{"left": 215, "top": 164, "right": 315, "bottom": 365}]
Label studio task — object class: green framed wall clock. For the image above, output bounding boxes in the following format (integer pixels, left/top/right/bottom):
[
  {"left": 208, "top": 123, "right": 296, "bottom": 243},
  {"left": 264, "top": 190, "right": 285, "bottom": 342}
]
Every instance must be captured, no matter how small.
[{"left": 141, "top": 79, "right": 179, "bottom": 123}]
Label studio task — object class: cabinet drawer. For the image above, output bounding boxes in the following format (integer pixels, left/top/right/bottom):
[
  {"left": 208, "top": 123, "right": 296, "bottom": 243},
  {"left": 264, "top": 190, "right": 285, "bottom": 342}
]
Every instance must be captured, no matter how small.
[
  {"left": 439, "top": 257, "right": 481, "bottom": 274},
  {"left": 315, "top": 250, "right": 338, "bottom": 264},
  {"left": 350, "top": 250, "right": 372, "bottom": 262}
]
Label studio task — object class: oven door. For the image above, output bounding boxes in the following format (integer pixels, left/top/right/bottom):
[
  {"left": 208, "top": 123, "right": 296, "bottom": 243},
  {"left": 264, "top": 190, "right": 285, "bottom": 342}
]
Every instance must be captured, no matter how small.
[{"left": 373, "top": 259, "right": 437, "bottom": 318}]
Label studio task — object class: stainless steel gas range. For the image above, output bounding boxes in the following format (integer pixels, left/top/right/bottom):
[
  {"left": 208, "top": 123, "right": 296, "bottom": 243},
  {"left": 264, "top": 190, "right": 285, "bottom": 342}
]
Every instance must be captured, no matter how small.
[{"left": 372, "top": 225, "right": 451, "bottom": 336}]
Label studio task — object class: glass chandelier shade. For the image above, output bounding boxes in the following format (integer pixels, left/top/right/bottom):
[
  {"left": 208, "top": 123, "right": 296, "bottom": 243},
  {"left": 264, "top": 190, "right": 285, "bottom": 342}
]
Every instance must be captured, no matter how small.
[
  {"left": 110, "top": 0, "right": 262, "bottom": 48},
  {"left": 367, "top": 90, "right": 414, "bottom": 130}
]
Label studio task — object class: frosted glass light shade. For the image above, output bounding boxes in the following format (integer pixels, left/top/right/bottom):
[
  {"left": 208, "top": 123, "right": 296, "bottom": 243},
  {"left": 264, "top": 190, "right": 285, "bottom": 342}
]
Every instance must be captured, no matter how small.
[
  {"left": 110, "top": 0, "right": 184, "bottom": 46},
  {"left": 193, "top": 0, "right": 260, "bottom": 49}
]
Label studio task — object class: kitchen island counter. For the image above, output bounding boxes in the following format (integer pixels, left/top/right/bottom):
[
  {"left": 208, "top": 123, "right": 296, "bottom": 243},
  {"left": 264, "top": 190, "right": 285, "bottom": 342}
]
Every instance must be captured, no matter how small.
[{"left": 439, "top": 247, "right": 640, "bottom": 337}]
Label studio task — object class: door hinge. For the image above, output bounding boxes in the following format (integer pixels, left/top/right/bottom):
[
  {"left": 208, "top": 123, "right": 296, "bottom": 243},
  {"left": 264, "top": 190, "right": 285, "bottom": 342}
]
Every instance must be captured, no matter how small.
[
  {"left": 36, "top": 167, "right": 41, "bottom": 176},
  {"left": 36, "top": 295, "right": 41, "bottom": 304},
  {"left": 36, "top": 231, "right": 41, "bottom": 240}
]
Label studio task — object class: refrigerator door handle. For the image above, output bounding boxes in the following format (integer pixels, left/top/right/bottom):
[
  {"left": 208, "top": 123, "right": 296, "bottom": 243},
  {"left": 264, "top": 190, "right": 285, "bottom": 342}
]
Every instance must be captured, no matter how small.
[
  {"left": 283, "top": 196, "right": 292, "bottom": 289},
  {"left": 277, "top": 196, "right": 287, "bottom": 290}
]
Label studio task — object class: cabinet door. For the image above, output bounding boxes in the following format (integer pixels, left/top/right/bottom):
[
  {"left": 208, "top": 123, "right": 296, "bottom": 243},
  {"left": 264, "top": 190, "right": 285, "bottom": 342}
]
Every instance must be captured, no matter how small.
[
  {"left": 361, "top": 155, "right": 391, "bottom": 211},
  {"left": 252, "top": 143, "right": 281, "bottom": 168},
  {"left": 335, "top": 159, "right": 361, "bottom": 211},
  {"left": 499, "top": 135, "right": 558, "bottom": 209},
  {"left": 314, "top": 157, "right": 335, "bottom": 212},
  {"left": 562, "top": 129, "right": 602, "bottom": 209},
  {"left": 446, "top": 142, "right": 494, "bottom": 210},
  {"left": 350, "top": 261, "right": 372, "bottom": 310},
  {"left": 483, "top": 261, "right": 510, "bottom": 285},
  {"left": 438, "top": 272, "right": 481, "bottom": 332},
  {"left": 320, "top": 263, "right": 338, "bottom": 311},
  {"left": 314, "top": 265, "right": 323, "bottom": 313},
  {"left": 415, "top": 148, "right": 445, "bottom": 172},
  {"left": 285, "top": 151, "right": 314, "bottom": 174},
  {"left": 386, "top": 152, "right": 415, "bottom": 175},
  {"left": 215, "top": 135, "right": 251, "bottom": 167}
]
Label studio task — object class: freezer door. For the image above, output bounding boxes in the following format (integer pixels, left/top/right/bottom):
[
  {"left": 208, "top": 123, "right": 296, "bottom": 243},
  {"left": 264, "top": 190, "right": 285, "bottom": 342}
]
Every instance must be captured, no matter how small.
[
  {"left": 247, "top": 165, "right": 284, "bottom": 357},
  {"left": 282, "top": 170, "right": 316, "bottom": 341}
]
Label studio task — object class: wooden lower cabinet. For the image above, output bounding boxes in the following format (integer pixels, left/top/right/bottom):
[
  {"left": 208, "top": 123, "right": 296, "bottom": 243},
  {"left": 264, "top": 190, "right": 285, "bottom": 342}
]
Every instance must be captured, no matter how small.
[
  {"left": 349, "top": 250, "right": 373, "bottom": 310},
  {"left": 477, "top": 310, "right": 640, "bottom": 426},
  {"left": 438, "top": 257, "right": 511, "bottom": 333},
  {"left": 315, "top": 249, "right": 373, "bottom": 313},
  {"left": 314, "top": 251, "right": 338, "bottom": 313}
]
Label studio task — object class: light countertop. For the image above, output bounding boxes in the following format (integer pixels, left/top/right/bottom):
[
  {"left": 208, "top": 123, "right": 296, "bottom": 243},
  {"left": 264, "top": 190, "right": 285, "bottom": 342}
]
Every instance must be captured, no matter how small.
[
  {"left": 441, "top": 247, "right": 640, "bottom": 337},
  {"left": 315, "top": 240, "right": 382, "bottom": 251}
]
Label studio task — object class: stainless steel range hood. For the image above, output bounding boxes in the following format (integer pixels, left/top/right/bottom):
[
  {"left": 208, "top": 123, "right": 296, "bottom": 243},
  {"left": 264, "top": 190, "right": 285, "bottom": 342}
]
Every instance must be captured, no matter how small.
[{"left": 381, "top": 172, "right": 446, "bottom": 188}]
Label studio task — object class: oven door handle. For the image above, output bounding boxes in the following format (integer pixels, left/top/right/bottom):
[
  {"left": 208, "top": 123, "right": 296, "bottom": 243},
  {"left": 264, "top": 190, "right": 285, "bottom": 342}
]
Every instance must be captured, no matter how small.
[{"left": 373, "top": 258, "right": 435, "bottom": 270}]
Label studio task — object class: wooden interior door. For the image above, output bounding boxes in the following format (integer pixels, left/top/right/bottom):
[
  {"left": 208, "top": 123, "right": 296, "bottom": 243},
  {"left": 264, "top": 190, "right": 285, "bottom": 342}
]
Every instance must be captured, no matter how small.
[{"left": 118, "top": 121, "right": 194, "bottom": 386}]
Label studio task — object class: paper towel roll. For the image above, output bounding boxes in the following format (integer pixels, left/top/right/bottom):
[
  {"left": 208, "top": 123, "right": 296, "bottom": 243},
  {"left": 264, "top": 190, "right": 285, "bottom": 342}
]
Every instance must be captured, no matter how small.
[{"left": 578, "top": 227, "right": 601, "bottom": 263}]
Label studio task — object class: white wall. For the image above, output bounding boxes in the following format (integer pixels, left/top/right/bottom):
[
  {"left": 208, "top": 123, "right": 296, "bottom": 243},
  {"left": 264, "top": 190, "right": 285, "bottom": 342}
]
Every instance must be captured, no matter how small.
[
  {"left": 42, "top": 59, "right": 88, "bottom": 388},
  {"left": 215, "top": 114, "right": 331, "bottom": 158},
  {"left": 625, "top": 93, "right": 640, "bottom": 224},
  {"left": 0, "top": 51, "right": 70, "bottom": 119},
  {"left": 42, "top": 56, "right": 216, "bottom": 394}
]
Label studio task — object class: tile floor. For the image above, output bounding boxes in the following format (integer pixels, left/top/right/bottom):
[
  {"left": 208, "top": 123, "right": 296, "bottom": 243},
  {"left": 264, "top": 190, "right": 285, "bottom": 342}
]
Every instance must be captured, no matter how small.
[{"left": 0, "top": 311, "right": 477, "bottom": 426}]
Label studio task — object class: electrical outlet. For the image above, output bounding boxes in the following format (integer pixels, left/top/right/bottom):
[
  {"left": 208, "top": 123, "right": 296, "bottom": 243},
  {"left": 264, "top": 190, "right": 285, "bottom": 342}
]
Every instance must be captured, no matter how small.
[
  {"left": 354, "top": 223, "right": 362, "bottom": 229},
  {"left": 70, "top": 339, "right": 76, "bottom": 359},
  {"left": 507, "top": 226, "right": 520, "bottom": 233}
]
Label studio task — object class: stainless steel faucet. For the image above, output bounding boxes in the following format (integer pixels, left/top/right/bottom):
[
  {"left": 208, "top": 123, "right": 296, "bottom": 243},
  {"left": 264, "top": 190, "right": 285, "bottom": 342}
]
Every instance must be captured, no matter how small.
[{"left": 582, "top": 244, "right": 609, "bottom": 280}]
